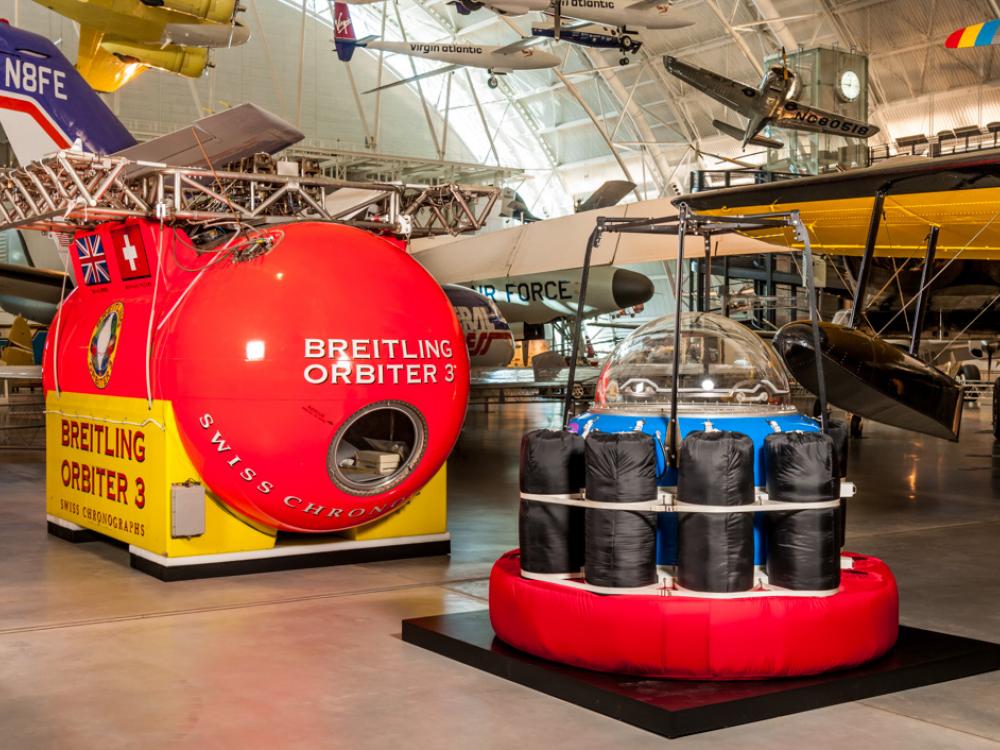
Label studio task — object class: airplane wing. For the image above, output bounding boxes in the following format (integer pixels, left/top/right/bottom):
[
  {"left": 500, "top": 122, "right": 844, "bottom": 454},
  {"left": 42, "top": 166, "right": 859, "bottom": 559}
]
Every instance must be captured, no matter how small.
[
  {"left": 494, "top": 36, "right": 546, "bottom": 55},
  {"left": 410, "top": 197, "right": 789, "bottom": 283},
  {"left": 75, "top": 27, "right": 147, "bottom": 94},
  {"left": 774, "top": 100, "right": 879, "bottom": 139},
  {"left": 364, "top": 64, "right": 463, "bottom": 94},
  {"left": 624, "top": 0, "right": 669, "bottom": 9},
  {"left": 537, "top": 17, "right": 593, "bottom": 31},
  {"left": 662, "top": 56, "right": 758, "bottom": 119},
  {"left": 0, "top": 263, "right": 67, "bottom": 305},
  {"left": 679, "top": 148, "right": 1000, "bottom": 258},
  {"left": 115, "top": 103, "right": 305, "bottom": 173}
]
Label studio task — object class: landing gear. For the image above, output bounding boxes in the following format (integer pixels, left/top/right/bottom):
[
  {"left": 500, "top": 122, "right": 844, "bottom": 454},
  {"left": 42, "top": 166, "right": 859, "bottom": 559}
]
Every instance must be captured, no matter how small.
[
  {"left": 959, "top": 363, "right": 982, "bottom": 382},
  {"left": 487, "top": 75, "right": 499, "bottom": 89},
  {"left": 615, "top": 27, "right": 640, "bottom": 66},
  {"left": 959, "top": 363, "right": 982, "bottom": 405}
]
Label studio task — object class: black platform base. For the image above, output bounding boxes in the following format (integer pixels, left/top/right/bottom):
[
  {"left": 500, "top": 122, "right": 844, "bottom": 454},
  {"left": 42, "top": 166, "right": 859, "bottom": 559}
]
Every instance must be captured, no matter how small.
[
  {"left": 48, "top": 521, "right": 450, "bottom": 581},
  {"left": 402, "top": 609, "right": 1000, "bottom": 739},
  {"left": 130, "top": 539, "right": 451, "bottom": 582},
  {"left": 47, "top": 520, "right": 103, "bottom": 544}
]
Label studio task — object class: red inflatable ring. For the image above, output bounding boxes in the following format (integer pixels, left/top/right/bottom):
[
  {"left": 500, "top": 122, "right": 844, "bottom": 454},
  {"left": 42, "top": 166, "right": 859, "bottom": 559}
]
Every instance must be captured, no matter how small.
[{"left": 489, "top": 550, "right": 899, "bottom": 680}]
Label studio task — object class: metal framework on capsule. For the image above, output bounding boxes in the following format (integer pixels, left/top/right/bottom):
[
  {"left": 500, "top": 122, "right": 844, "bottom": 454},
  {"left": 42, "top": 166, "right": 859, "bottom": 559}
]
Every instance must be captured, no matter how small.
[{"left": 0, "top": 150, "right": 501, "bottom": 238}]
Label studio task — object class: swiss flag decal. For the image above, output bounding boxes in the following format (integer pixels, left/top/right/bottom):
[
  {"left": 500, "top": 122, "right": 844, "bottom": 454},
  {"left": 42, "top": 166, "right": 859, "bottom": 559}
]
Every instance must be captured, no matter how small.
[{"left": 110, "top": 226, "right": 150, "bottom": 281}]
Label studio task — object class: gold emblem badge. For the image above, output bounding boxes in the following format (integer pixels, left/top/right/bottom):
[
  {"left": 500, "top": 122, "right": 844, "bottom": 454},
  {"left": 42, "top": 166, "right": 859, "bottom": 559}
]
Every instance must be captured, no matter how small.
[{"left": 88, "top": 302, "right": 124, "bottom": 389}]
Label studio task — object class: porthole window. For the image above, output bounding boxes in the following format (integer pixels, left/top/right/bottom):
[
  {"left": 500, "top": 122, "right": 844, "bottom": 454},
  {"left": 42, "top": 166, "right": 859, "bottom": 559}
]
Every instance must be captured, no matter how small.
[{"left": 327, "top": 401, "right": 426, "bottom": 496}]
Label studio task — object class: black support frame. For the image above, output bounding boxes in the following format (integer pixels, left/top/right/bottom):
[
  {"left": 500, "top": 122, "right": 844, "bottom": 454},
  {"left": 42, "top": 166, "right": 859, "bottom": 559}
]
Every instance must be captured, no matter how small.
[{"left": 561, "top": 208, "right": 826, "bottom": 454}]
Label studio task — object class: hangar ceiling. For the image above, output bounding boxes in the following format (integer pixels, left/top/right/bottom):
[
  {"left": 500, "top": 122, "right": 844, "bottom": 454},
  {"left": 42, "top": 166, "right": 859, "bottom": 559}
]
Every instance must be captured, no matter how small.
[
  {"left": 9, "top": 0, "right": 1000, "bottom": 220},
  {"left": 285, "top": 0, "right": 1000, "bottom": 217}
]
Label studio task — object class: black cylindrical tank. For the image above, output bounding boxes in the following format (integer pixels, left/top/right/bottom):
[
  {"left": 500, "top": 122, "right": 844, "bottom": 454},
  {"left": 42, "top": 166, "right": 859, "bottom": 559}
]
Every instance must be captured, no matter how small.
[
  {"left": 676, "top": 431, "right": 755, "bottom": 593},
  {"left": 518, "top": 429, "right": 586, "bottom": 575},
  {"left": 584, "top": 431, "right": 658, "bottom": 588},
  {"left": 764, "top": 432, "right": 841, "bottom": 591}
]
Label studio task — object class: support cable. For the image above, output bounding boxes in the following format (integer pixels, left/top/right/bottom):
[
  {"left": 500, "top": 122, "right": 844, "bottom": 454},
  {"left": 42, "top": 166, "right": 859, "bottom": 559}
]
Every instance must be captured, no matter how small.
[
  {"left": 562, "top": 226, "right": 600, "bottom": 427},
  {"left": 794, "top": 211, "right": 827, "bottom": 433}
]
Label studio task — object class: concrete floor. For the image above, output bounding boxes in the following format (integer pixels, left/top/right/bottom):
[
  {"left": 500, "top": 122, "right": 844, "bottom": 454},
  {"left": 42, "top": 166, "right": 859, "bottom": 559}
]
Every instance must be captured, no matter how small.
[{"left": 1, "top": 402, "right": 999, "bottom": 749}]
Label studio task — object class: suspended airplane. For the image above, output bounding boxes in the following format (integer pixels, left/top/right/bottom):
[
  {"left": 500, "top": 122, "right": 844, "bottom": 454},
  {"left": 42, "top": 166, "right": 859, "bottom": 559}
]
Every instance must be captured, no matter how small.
[
  {"left": 455, "top": 0, "right": 693, "bottom": 65},
  {"left": 333, "top": 1, "right": 558, "bottom": 91},
  {"left": 529, "top": 23, "right": 641, "bottom": 66},
  {"left": 29, "top": 0, "right": 249, "bottom": 92},
  {"left": 677, "top": 149, "right": 1000, "bottom": 258},
  {"left": 451, "top": 0, "right": 694, "bottom": 35},
  {"left": 343, "top": 0, "right": 693, "bottom": 65},
  {"left": 663, "top": 53, "right": 879, "bottom": 149}
]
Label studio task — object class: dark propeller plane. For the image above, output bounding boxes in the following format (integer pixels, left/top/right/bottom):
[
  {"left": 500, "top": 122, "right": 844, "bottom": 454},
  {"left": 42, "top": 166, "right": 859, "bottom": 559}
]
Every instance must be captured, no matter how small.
[{"left": 663, "top": 54, "right": 879, "bottom": 149}]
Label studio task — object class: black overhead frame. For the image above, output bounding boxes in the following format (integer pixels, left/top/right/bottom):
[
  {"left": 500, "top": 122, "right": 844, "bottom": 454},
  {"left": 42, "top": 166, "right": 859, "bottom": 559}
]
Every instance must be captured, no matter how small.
[
  {"left": 910, "top": 226, "right": 939, "bottom": 355},
  {"left": 847, "top": 181, "right": 940, "bottom": 354},
  {"left": 562, "top": 207, "right": 828, "bottom": 458},
  {"left": 849, "top": 188, "right": 887, "bottom": 328}
]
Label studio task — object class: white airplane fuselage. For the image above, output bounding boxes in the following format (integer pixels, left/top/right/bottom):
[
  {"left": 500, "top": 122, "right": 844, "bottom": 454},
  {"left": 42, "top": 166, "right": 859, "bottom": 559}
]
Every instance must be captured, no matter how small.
[
  {"left": 469, "top": 266, "right": 654, "bottom": 326},
  {"left": 483, "top": 0, "right": 693, "bottom": 30},
  {"left": 365, "top": 41, "right": 560, "bottom": 70}
]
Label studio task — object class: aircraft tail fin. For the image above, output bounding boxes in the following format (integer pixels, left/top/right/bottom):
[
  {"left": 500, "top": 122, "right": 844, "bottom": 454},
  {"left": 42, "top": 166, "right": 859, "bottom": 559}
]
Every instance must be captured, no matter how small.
[
  {"left": 0, "top": 22, "right": 301, "bottom": 171},
  {"left": 712, "top": 118, "right": 783, "bottom": 149},
  {"left": 452, "top": 0, "right": 484, "bottom": 14},
  {"left": 0, "top": 22, "right": 137, "bottom": 165},
  {"left": 1, "top": 315, "right": 36, "bottom": 365},
  {"left": 575, "top": 180, "right": 636, "bottom": 212},
  {"left": 334, "top": 2, "right": 360, "bottom": 61}
]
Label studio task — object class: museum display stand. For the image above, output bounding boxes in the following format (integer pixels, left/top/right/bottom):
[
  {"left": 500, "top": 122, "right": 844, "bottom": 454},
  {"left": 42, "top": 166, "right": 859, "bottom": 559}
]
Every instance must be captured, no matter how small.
[
  {"left": 404, "top": 422, "right": 1000, "bottom": 737},
  {"left": 401, "top": 211, "right": 1000, "bottom": 735},
  {"left": 47, "top": 391, "right": 449, "bottom": 581}
]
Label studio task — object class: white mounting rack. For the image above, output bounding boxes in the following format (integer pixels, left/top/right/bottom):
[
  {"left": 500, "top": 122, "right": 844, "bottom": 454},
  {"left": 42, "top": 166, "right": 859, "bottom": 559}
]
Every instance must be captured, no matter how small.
[
  {"left": 520, "top": 482, "right": 856, "bottom": 514},
  {"left": 0, "top": 151, "right": 501, "bottom": 238}
]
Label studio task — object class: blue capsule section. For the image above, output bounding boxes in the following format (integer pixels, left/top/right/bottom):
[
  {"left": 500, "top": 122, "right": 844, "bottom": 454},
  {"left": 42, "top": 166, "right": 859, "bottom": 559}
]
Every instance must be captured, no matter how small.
[{"left": 567, "top": 411, "right": 821, "bottom": 564}]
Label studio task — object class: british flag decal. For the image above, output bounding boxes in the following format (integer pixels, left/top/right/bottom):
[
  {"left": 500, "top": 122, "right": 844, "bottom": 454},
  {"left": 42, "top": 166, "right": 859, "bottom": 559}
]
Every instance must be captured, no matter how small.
[{"left": 75, "top": 234, "right": 110, "bottom": 286}]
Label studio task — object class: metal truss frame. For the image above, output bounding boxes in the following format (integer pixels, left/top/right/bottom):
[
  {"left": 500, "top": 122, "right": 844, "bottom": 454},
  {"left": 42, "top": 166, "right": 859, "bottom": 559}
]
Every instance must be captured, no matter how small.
[{"left": 0, "top": 151, "right": 500, "bottom": 238}]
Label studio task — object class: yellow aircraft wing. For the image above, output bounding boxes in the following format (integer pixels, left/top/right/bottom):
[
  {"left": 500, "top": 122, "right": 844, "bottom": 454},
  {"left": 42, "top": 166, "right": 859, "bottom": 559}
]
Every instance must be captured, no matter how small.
[
  {"left": 76, "top": 26, "right": 146, "bottom": 93},
  {"left": 679, "top": 151, "right": 1000, "bottom": 259}
]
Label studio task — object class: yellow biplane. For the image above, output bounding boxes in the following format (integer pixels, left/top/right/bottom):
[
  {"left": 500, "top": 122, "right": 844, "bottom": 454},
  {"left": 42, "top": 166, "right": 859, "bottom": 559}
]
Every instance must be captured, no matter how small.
[{"left": 680, "top": 150, "right": 1000, "bottom": 260}]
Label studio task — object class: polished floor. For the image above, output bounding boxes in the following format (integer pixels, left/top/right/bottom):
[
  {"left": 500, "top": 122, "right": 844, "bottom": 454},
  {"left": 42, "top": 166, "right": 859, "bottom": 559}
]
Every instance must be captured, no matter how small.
[{"left": 1, "top": 402, "right": 998, "bottom": 749}]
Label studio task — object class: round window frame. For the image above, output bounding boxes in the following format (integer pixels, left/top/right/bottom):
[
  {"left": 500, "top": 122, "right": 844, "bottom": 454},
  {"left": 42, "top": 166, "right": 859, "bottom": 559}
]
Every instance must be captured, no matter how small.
[{"left": 327, "top": 400, "right": 428, "bottom": 497}]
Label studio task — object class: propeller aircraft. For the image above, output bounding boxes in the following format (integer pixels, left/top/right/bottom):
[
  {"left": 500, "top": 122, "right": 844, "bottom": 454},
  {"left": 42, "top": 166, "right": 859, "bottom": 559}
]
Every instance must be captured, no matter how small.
[
  {"left": 30, "top": 0, "right": 250, "bottom": 91},
  {"left": 663, "top": 51, "right": 879, "bottom": 149}
]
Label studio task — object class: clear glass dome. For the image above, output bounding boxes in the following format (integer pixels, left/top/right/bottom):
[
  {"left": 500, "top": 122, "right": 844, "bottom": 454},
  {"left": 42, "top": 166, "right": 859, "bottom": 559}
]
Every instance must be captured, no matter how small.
[{"left": 595, "top": 312, "right": 791, "bottom": 412}]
